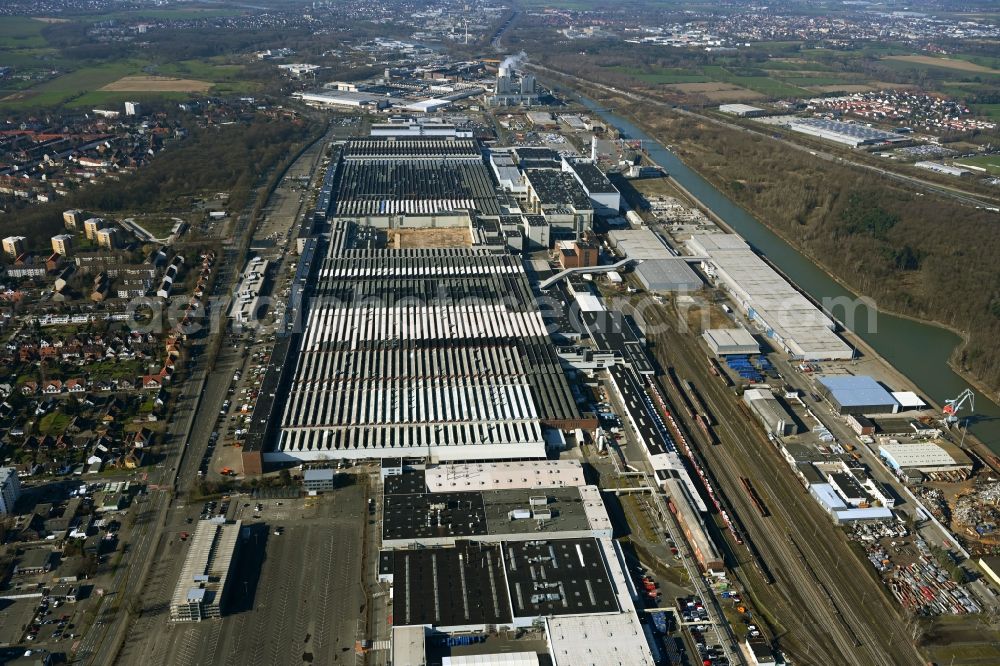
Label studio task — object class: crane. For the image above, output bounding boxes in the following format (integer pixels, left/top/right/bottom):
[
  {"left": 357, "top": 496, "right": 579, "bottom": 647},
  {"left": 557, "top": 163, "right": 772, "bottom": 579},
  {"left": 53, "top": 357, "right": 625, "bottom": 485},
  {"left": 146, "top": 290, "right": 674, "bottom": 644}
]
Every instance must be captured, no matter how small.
[{"left": 942, "top": 388, "right": 975, "bottom": 426}]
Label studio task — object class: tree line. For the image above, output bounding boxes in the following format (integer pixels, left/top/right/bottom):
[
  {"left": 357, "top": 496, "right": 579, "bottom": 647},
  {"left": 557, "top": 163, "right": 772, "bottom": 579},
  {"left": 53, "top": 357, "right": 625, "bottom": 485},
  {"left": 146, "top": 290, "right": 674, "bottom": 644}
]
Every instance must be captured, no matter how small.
[
  {"left": 0, "top": 116, "right": 312, "bottom": 250},
  {"left": 631, "top": 103, "right": 1000, "bottom": 396}
]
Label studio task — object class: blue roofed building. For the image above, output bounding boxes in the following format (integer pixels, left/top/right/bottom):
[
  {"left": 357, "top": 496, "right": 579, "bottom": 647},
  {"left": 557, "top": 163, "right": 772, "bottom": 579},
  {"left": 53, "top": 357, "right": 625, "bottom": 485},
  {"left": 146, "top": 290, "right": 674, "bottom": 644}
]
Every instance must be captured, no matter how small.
[{"left": 817, "top": 375, "right": 899, "bottom": 415}]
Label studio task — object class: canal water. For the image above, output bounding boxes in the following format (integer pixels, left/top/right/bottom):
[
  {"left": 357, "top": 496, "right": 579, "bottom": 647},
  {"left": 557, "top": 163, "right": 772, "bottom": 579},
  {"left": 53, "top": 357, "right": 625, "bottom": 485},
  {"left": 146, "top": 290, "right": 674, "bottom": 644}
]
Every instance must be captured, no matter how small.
[{"left": 575, "top": 94, "right": 1000, "bottom": 451}]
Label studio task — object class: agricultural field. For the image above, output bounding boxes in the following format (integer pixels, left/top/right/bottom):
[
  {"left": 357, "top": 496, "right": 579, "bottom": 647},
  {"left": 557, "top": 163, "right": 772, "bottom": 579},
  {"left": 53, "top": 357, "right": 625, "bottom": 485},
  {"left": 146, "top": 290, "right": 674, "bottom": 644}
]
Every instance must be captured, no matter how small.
[
  {"left": 973, "top": 104, "right": 1000, "bottom": 121},
  {"left": 607, "top": 60, "right": 842, "bottom": 100},
  {"left": 62, "top": 7, "right": 246, "bottom": 22},
  {"left": 101, "top": 76, "right": 213, "bottom": 93},
  {"left": 953, "top": 154, "right": 1000, "bottom": 176},
  {"left": 0, "top": 16, "right": 50, "bottom": 49},
  {"left": 700, "top": 65, "right": 812, "bottom": 98},
  {"left": 0, "top": 56, "right": 256, "bottom": 109},
  {"left": 664, "top": 81, "right": 764, "bottom": 102},
  {"left": 0, "top": 12, "right": 259, "bottom": 111},
  {"left": 609, "top": 65, "right": 709, "bottom": 85},
  {"left": 884, "top": 54, "right": 1000, "bottom": 74},
  {"left": 0, "top": 61, "right": 142, "bottom": 109}
]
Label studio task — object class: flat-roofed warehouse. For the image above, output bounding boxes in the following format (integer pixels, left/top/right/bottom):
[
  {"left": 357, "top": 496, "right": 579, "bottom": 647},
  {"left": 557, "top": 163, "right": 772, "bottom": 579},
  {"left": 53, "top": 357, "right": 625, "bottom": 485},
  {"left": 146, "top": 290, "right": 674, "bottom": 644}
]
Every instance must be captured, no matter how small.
[
  {"left": 879, "top": 440, "right": 972, "bottom": 477},
  {"left": 817, "top": 375, "right": 899, "bottom": 415},
  {"left": 380, "top": 468, "right": 612, "bottom": 547},
  {"left": 546, "top": 613, "right": 655, "bottom": 666},
  {"left": 386, "top": 540, "right": 515, "bottom": 630},
  {"left": 504, "top": 538, "right": 620, "bottom": 620},
  {"left": 634, "top": 258, "right": 703, "bottom": 292},
  {"left": 687, "top": 233, "right": 853, "bottom": 361},
  {"left": 170, "top": 520, "right": 241, "bottom": 621},
  {"left": 703, "top": 327, "right": 760, "bottom": 356},
  {"left": 425, "top": 460, "right": 586, "bottom": 492},
  {"left": 271, "top": 246, "right": 584, "bottom": 463},
  {"left": 787, "top": 118, "right": 908, "bottom": 148},
  {"left": 607, "top": 228, "right": 674, "bottom": 261},
  {"left": 743, "top": 388, "right": 798, "bottom": 437},
  {"left": 565, "top": 160, "right": 621, "bottom": 216},
  {"left": 719, "top": 103, "right": 766, "bottom": 118}
]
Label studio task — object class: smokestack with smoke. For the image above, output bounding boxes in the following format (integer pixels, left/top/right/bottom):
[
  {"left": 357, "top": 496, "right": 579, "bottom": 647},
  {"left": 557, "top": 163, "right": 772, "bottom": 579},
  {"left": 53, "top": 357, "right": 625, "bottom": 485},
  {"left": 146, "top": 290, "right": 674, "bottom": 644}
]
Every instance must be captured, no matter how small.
[{"left": 499, "top": 51, "right": 527, "bottom": 77}]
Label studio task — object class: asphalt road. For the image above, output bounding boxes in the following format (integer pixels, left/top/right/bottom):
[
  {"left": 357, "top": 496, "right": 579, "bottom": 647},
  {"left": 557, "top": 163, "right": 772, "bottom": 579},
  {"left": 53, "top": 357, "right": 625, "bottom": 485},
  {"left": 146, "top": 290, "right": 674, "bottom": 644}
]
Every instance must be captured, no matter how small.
[
  {"left": 76, "top": 130, "right": 332, "bottom": 665},
  {"left": 636, "top": 299, "right": 925, "bottom": 666}
]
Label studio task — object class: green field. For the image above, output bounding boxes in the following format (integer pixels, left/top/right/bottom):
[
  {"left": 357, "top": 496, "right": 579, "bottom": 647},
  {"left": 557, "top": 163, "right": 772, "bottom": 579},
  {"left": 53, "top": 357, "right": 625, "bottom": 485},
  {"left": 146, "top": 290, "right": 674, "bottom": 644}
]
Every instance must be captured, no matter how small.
[
  {"left": 157, "top": 59, "right": 245, "bottom": 81},
  {"left": 0, "top": 17, "right": 50, "bottom": 49},
  {"left": 951, "top": 53, "right": 1000, "bottom": 71},
  {"left": 610, "top": 65, "right": 709, "bottom": 85},
  {"left": 973, "top": 103, "right": 1000, "bottom": 120},
  {"left": 0, "top": 60, "right": 146, "bottom": 109},
  {"left": 778, "top": 75, "right": 854, "bottom": 87},
  {"left": 0, "top": 55, "right": 257, "bottom": 109},
  {"left": 702, "top": 65, "right": 813, "bottom": 98},
  {"left": 881, "top": 56, "right": 1000, "bottom": 78},
  {"left": 760, "top": 59, "right": 836, "bottom": 72},
  {"left": 63, "top": 7, "right": 245, "bottom": 22},
  {"left": 954, "top": 154, "right": 1000, "bottom": 175},
  {"left": 68, "top": 90, "right": 192, "bottom": 108}
]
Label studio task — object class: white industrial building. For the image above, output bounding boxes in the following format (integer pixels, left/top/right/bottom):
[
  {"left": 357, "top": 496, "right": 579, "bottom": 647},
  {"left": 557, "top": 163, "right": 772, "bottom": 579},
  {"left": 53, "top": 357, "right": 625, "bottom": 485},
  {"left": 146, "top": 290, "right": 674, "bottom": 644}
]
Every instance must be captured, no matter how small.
[
  {"left": 230, "top": 257, "right": 268, "bottom": 325},
  {"left": 489, "top": 150, "right": 528, "bottom": 195},
  {"left": 371, "top": 121, "right": 473, "bottom": 138},
  {"left": 687, "top": 234, "right": 853, "bottom": 360},
  {"left": 879, "top": 441, "right": 973, "bottom": 477},
  {"left": 274, "top": 248, "right": 582, "bottom": 463},
  {"left": 914, "top": 161, "right": 971, "bottom": 177},
  {"left": 563, "top": 159, "right": 621, "bottom": 217},
  {"left": 634, "top": 258, "right": 703, "bottom": 292},
  {"left": 808, "top": 483, "right": 893, "bottom": 523},
  {"left": 170, "top": 520, "right": 241, "bottom": 621},
  {"left": 743, "top": 389, "right": 797, "bottom": 437},
  {"left": 546, "top": 613, "right": 656, "bottom": 666},
  {"left": 296, "top": 90, "right": 399, "bottom": 109},
  {"left": 607, "top": 228, "right": 674, "bottom": 260},
  {"left": 719, "top": 104, "right": 766, "bottom": 118},
  {"left": 390, "top": 609, "right": 654, "bottom": 666},
  {"left": 703, "top": 327, "right": 760, "bottom": 356},
  {"left": 785, "top": 118, "right": 907, "bottom": 148},
  {"left": 445, "top": 653, "right": 539, "bottom": 666},
  {"left": 424, "top": 460, "right": 586, "bottom": 492},
  {"left": 0, "top": 466, "right": 21, "bottom": 514}
]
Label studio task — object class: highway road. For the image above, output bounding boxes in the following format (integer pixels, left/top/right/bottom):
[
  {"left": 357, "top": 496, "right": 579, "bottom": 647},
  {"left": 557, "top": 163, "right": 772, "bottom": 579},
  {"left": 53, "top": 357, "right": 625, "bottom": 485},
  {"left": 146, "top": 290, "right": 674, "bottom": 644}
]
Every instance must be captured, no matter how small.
[
  {"left": 490, "top": 9, "right": 519, "bottom": 51},
  {"left": 633, "top": 299, "right": 925, "bottom": 666},
  {"left": 528, "top": 63, "right": 1000, "bottom": 211}
]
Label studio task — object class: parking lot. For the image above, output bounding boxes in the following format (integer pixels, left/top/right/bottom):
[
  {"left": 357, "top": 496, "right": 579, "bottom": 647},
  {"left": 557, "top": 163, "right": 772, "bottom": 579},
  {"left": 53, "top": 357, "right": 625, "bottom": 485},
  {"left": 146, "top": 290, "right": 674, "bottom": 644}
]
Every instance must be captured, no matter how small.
[
  {"left": 201, "top": 138, "right": 325, "bottom": 480},
  {"left": 117, "top": 483, "right": 367, "bottom": 666},
  {"left": 202, "top": 339, "right": 275, "bottom": 479}
]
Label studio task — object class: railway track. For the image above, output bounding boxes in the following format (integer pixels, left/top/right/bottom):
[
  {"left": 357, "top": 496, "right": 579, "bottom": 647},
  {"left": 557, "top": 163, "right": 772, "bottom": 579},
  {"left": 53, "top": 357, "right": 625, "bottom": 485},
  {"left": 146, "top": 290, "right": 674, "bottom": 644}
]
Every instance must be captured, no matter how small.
[{"left": 635, "top": 299, "right": 923, "bottom": 665}]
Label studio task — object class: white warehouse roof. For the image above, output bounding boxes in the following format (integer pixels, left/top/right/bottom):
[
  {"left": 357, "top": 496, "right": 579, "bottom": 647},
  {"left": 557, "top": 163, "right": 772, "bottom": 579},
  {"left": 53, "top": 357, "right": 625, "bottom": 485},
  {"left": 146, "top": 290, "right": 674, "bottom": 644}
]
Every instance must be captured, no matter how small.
[
  {"left": 687, "top": 233, "right": 853, "bottom": 361},
  {"left": 546, "top": 613, "right": 655, "bottom": 666},
  {"left": 719, "top": 103, "right": 764, "bottom": 114},
  {"left": 879, "top": 441, "right": 972, "bottom": 470},
  {"left": 443, "top": 653, "right": 539, "bottom": 666},
  {"left": 634, "top": 258, "right": 702, "bottom": 292},
  {"left": 425, "top": 460, "right": 586, "bottom": 492},
  {"left": 703, "top": 327, "right": 760, "bottom": 355},
  {"left": 608, "top": 228, "right": 674, "bottom": 260},
  {"left": 891, "top": 391, "right": 926, "bottom": 409}
]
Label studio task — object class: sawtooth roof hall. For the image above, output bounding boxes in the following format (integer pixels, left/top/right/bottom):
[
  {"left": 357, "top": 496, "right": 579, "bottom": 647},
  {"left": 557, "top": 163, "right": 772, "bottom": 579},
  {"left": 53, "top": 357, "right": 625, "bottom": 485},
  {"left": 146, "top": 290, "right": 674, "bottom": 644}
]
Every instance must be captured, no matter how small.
[{"left": 272, "top": 245, "right": 586, "bottom": 463}]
